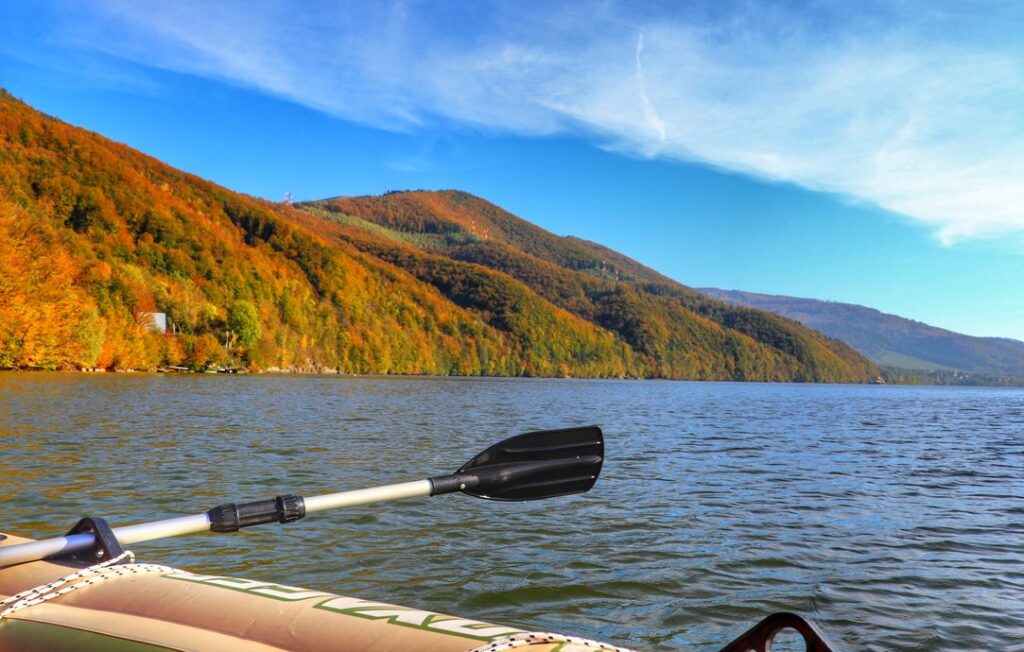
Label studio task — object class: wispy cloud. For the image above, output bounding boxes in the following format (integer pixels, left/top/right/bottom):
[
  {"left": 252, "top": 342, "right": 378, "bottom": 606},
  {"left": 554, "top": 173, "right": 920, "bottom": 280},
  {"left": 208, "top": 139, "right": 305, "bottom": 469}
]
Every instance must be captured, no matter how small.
[
  {"left": 635, "top": 33, "right": 666, "bottom": 144},
  {"left": 58, "top": 0, "right": 1024, "bottom": 243}
]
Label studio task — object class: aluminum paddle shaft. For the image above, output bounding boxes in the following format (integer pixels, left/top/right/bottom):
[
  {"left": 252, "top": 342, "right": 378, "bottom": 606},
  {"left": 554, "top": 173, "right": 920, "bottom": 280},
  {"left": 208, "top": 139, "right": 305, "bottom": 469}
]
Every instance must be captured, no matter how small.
[{"left": 0, "top": 481, "right": 431, "bottom": 567}]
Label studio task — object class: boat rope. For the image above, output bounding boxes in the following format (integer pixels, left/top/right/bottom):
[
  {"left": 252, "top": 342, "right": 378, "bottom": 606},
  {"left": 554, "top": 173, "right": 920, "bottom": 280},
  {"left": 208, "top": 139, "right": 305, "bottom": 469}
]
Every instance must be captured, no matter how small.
[
  {"left": 469, "top": 631, "right": 638, "bottom": 652},
  {"left": 0, "top": 550, "right": 174, "bottom": 620}
]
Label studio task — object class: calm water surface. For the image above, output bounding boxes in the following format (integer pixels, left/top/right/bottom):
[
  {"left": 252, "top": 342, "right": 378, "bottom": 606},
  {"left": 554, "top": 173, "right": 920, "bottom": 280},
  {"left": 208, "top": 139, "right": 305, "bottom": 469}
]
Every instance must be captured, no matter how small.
[{"left": 1, "top": 374, "right": 1022, "bottom": 651}]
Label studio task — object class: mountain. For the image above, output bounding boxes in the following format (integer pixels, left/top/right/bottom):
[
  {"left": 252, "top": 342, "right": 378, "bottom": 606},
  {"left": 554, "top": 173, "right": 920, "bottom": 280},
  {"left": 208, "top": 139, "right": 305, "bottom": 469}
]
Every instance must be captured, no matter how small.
[
  {"left": 0, "top": 88, "right": 876, "bottom": 381},
  {"left": 700, "top": 288, "right": 1024, "bottom": 377},
  {"left": 295, "top": 192, "right": 877, "bottom": 381}
]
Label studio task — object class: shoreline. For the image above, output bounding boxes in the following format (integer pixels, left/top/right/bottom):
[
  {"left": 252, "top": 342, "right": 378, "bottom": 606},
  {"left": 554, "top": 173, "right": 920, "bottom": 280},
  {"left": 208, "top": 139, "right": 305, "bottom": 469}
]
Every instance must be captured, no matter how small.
[{"left": 0, "top": 367, "right": 1021, "bottom": 387}]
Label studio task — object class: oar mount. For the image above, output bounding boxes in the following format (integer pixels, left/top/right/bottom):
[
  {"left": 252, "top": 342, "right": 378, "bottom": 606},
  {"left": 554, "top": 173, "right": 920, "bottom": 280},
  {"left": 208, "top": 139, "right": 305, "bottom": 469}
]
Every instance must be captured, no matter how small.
[{"left": 55, "top": 517, "right": 126, "bottom": 564}]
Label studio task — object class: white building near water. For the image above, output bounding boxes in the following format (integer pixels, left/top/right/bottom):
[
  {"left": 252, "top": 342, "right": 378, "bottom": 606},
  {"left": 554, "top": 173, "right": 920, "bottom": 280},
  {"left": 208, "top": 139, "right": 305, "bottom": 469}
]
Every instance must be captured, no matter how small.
[{"left": 140, "top": 312, "right": 167, "bottom": 334}]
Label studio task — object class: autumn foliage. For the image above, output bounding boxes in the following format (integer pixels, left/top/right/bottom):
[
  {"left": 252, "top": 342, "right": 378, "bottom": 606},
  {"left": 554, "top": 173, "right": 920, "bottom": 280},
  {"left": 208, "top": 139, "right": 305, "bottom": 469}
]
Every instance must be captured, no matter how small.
[
  {"left": 302, "top": 191, "right": 879, "bottom": 382},
  {"left": 0, "top": 89, "right": 877, "bottom": 381}
]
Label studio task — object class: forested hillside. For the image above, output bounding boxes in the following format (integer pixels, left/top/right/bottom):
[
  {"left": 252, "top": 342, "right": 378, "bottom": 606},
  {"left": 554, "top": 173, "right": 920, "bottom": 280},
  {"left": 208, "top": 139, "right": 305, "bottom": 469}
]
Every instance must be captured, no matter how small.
[
  {"left": 0, "top": 89, "right": 616, "bottom": 376},
  {"left": 297, "top": 192, "right": 877, "bottom": 381},
  {"left": 0, "top": 89, "right": 877, "bottom": 381}
]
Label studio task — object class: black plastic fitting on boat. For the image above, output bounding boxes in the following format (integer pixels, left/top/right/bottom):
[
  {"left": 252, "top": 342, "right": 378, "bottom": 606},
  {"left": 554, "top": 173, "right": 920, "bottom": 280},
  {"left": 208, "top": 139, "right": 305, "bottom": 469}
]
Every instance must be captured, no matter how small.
[
  {"left": 53, "top": 516, "right": 126, "bottom": 564},
  {"left": 207, "top": 494, "right": 306, "bottom": 532},
  {"left": 715, "top": 612, "right": 837, "bottom": 652}
]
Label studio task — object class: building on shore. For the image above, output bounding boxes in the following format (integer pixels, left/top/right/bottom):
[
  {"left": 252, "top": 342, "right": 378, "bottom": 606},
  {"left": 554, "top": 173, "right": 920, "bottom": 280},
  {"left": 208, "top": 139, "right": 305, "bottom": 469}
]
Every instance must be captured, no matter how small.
[{"left": 139, "top": 312, "right": 167, "bottom": 334}]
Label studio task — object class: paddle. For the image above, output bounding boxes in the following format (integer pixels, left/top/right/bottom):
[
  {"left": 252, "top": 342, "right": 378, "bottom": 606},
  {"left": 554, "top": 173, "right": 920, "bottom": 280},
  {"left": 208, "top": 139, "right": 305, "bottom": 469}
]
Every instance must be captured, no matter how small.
[{"left": 0, "top": 426, "right": 603, "bottom": 567}]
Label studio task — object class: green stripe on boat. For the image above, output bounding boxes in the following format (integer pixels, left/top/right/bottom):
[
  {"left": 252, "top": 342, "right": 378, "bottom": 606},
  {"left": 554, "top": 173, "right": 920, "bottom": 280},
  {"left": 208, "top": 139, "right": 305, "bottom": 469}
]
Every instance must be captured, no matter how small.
[
  {"left": 164, "top": 571, "right": 522, "bottom": 641},
  {"left": 0, "top": 619, "right": 176, "bottom": 652}
]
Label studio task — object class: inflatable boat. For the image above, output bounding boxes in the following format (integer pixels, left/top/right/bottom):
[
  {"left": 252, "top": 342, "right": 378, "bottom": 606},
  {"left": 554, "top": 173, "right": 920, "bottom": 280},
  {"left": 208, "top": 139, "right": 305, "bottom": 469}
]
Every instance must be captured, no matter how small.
[
  {"left": 0, "top": 532, "right": 834, "bottom": 652},
  {"left": 0, "top": 427, "right": 836, "bottom": 651},
  {"left": 0, "top": 529, "right": 617, "bottom": 651}
]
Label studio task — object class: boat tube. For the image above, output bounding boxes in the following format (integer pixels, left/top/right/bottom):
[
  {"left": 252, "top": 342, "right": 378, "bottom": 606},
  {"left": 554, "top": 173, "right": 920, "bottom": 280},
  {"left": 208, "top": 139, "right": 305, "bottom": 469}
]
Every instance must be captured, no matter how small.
[
  {"left": 0, "top": 531, "right": 628, "bottom": 651},
  {"left": 0, "top": 531, "right": 837, "bottom": 652}
]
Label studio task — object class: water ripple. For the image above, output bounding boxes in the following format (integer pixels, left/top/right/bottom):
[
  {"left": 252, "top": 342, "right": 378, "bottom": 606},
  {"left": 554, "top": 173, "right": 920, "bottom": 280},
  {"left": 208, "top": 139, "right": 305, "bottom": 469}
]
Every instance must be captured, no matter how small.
[{"left": 1, "top": 374, "right": 1022, "bottom": 650}]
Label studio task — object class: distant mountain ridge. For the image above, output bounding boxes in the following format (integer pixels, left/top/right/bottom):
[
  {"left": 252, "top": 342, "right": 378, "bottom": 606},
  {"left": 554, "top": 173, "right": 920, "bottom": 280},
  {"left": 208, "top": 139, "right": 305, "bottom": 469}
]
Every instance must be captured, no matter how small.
[{"left": 700, "top": 288, "right": 1024, "bottom": 377}]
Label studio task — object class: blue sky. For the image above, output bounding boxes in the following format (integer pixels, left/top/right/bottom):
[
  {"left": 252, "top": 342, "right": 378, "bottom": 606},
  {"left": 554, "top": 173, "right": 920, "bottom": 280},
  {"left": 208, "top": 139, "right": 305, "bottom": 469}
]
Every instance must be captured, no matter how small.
[{"left": 2, "top": 1, "right": 1024, "bottom": 340}]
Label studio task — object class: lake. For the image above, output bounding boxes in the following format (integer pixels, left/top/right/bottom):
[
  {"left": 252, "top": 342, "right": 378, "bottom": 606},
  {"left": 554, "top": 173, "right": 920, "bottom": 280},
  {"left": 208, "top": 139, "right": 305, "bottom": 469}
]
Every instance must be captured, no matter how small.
[{"left": 1, "top": 374, "right": 1021, "bottom": 650}]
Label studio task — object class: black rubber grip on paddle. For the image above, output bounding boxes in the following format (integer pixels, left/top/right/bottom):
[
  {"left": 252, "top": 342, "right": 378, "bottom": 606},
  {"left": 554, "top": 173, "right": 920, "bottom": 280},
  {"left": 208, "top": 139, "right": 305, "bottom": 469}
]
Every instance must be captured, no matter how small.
[{"left": 208, "top": 494, "right": 306, "bottom": 532}]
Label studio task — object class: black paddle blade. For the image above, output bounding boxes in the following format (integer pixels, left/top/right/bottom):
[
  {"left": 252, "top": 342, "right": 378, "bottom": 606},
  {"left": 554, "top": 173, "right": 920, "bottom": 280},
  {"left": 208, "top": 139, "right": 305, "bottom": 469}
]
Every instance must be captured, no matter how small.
[{"left": 428, "top": 426, "right": 604, "bottom": 501}]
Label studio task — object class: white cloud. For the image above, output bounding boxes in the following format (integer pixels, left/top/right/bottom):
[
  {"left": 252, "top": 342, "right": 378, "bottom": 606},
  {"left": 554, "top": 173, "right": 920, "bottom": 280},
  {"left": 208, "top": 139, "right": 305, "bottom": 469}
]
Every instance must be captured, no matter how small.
[
  {"left": 62, "top": 0, "right": 1024, "bottom": 243},
  {"left": 635, "top": 33, "right": 667, "bottom": 143}
]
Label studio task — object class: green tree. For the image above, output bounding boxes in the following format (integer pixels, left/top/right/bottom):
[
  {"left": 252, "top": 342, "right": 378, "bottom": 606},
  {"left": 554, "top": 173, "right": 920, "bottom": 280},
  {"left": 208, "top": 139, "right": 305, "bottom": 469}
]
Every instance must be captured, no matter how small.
[
  {"left": 228, "top": 300, "right": 261, "bottom": 349},
  {"left": 73, "top": 308, "right": 105, "bottom": 368}
]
